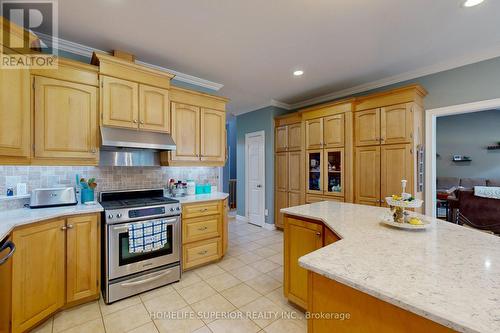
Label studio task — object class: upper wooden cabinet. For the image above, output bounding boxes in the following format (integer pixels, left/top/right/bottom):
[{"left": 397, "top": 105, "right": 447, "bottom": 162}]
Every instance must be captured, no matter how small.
[
  {"left": 354, "top": 109, "right": 380, "bottom": 146},
  {"left": 101, "top": 76, "right": 139, "bottom": 129},
  {"left": 275, "top": 126, "right": 288, "bottom": 152},
  {"left": 305, "top": 118, "right": 323, "bottom": 150},
  {"left": 139, "top": 85, "right": 170, "bottom": 132},
  {"left": 201, "top": 108, "right": 226, "bottom": 162},
  {"left": 381, "top": 103, "right": 413, "bottom": 144},
  {"left": 288, "top": 123, "right": 302, "bottom": 151},
  {"left": 164, "top": 87, "right": 228, "bottom": 167},
  {"left": 0, "top": 63, "right": 30, "bottom": 163},
  {"left": 34, "top": 76, "right": 98, "bottom": 162},
  {"left": 323, "top": 114, "right": 344, "bottom": 148}
]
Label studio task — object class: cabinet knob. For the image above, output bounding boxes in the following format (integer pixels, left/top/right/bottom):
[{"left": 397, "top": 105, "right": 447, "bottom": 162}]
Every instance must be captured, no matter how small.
[
  {"left": 91, "top": 148, "right": 96, "bottom": 153},
  {"left": 67, "top": 224, "right": 74, "bottom": 229},
  {"left": 61, "top": 226, "right": 67, "bottom": 231},
  {"left": 140, "top": 120, "right": 144, "bottom": 124},
  {"left": 198, "top": 250, "right": 208, "bottom": 255},
  {"left": 133, "top": 119, "right": 138, "bottom": 123},
  {"left": 316, "top": 232, "right": 321, "bottom": 237}
]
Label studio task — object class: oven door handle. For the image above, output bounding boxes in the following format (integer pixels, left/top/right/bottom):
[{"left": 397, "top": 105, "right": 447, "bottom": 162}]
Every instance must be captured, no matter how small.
[
  {"left": 112, "top": 217, "right": 179, "bottom": 232},
  {"left": 119, "top": 269, "right": 174, "bottom": 287}
]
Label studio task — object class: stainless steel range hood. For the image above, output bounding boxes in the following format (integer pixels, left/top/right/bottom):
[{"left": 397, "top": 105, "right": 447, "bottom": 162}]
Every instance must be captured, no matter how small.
[{"left": 100, "top": 127, "right": 176, "bottom": 167}]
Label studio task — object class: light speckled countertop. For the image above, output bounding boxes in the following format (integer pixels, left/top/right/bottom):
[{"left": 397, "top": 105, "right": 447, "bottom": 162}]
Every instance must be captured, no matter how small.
[
  {"left": 281, "top": 201, "right": 500, "bottom": 333},
  {"left": 0, "top": 204, "right": 103, "bottom": 241},
  {"left": 172, "top": 192, "right": 229, "bottom": 204}
]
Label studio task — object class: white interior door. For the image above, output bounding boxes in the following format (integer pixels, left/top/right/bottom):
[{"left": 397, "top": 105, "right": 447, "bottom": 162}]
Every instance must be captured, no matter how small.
[{"left": 246, "top": 131, "right": 265, "bottom": 226}]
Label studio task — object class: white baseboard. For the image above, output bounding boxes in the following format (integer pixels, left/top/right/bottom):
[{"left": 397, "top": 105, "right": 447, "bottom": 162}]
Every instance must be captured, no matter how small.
[
  {"left": 236, "top": 215, "right": 249, "bottom": 222},
  {"left": 262, "top": 223, "right": 276, "bottom": 231}
]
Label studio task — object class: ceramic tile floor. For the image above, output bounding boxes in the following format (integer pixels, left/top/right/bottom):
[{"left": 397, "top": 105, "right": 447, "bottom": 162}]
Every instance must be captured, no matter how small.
[{"left": 32, "top": 220, "right": 306, "bottom": 333}]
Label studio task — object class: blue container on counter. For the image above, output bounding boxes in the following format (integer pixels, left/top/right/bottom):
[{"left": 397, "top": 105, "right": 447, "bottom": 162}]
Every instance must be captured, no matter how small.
[
  {"left": 203, "top": 184, "right": 211, "bottom": 193},
  {"left": 195, "top": 184, "right": 204, "bottom": 194},
  {"left": 81, "top": 188, "right": 94, "bottom": 204}
]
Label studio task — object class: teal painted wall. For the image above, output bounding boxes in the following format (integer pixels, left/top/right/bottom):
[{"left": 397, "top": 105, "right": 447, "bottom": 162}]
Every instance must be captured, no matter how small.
[
  {"left": 236, "top": 106, "right": 290, "bottom": 223},
  {"left": 236, "top": 56, "right": 500, "bottom": 225}
]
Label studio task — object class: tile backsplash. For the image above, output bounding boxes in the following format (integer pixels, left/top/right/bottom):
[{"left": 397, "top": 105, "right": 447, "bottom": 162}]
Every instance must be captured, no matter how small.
[{"left": 0, "top": 166, "right": 219, "bottom": 210}]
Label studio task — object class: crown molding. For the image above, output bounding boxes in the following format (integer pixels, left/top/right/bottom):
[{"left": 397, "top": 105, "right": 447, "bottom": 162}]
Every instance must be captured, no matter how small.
[
  {"left": 37, "top": 33, "right": 224, "bottom": 91},
  {"left": 273, "top": 44, "right": 500, "bottom": 111},
  {"left": 270, "top": 99, "right": 292, "bottom": 110}
]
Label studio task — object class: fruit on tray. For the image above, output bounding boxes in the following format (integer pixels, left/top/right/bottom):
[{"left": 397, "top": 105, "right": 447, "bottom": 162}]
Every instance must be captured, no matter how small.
[{"left": 409, "top": 217, "right": 423, "bottom": 225}]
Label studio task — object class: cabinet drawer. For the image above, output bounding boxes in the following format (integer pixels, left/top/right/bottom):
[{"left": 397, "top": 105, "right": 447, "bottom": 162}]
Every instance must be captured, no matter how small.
[
  {"left": 182, "top": 201, "right": 220, "bottom": 219},
  {"left": 183, "top": 237, "right": 221, "bottom": 270},
  {"left": 183, "top": 215, "right": 221, "bottom": 244}
]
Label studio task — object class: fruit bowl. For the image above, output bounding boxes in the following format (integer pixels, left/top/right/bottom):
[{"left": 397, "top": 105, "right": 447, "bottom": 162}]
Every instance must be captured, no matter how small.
[{"left": 385, "top": 196, "right": 423, "bottom": 209}]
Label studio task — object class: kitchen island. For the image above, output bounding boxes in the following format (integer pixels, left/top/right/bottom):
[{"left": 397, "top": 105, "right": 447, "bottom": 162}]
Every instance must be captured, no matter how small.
[{"left": 281, "top": 201, "right": 500, "bottom": 333}]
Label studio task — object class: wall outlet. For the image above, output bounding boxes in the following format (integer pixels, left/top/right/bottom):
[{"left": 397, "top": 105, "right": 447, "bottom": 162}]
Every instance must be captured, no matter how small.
[{"left": 264, "top": 209, "right": 269, "bottom": 216}]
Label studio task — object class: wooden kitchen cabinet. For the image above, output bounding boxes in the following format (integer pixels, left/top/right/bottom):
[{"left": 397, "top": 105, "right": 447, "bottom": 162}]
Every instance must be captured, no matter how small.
[
  {"left": 222, "top": 199, "right": 229, "bottom": 255},
  {"left": 0, "top": 236, "right": 13, "bottom": 333},
  {"left": 183, "top": 237, "right": 221, "bottom": 270},
  {"left": 305, "top": 118, "right": 323, "bottom": 150},
  {"left": 66, "top": 215, "right": 99, "bottom": 303},
  {"left": 34, "top": 76, "right": 98, "bottom": 162},
  {"left": 139, "top": 84, "right": 170, "bottom": 133},
  {"left": 355, "top": 146, "right": 381, "bottom": 206},
  {"left": 323, "top": 114, "right": 344, "bottom": 148},
  {"left": 170, "top": 103, "right": 200, "bottom": 162},
  {"left": 0, "top": 65, "right": 30, "bottom": 163},
  {"left": 284, "top": 216, "right": 323, "bottom": 309},
  {"left": 201, "top": 108, "right": 226, "bottom": 162},
  {"left": 354, "top": 108, "right": 380, "bottom": 146},
  {"left": 101, "top": 76, "right": 139, "bottom": 129},
  {"left": 288, "top": 151, "right": 302, "bottom": 193},
  {"left": 287, "top": 123, "right": 302, "bottom": 151},
  {"left": 381, "top": 103, "right": 413, "bottom": 145},
  {"left": 288, "top": 192, "right": 301, "bottom": 208},
  {"left": 11, "top": 219, "right": 66, "bottom": 333},
  {"left": 381, "top": 144, "right": 413, "bottom": 205},
  {"left": 275, "top": 190, "right": 288, "bottom": 229},
  {"left": 275, "top": 126, "right": 288, "bottom": 152},
  {"left": 276, "top": 152, "right": 288, "bottom": 192}
]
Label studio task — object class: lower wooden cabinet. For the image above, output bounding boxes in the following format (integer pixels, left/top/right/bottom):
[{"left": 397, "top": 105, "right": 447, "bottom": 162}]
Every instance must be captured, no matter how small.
[
  {"left": 10, "top": 214, "right": 100, "bottom": 333},
  {"left": 305, "top": 194, "right": 344, "bottom": 204},
  {"left": 274, "top": 190, "right": 288, "bottom": 229},
  {"left": 181, "top": 200, "right": 227, "bottom": 271},
  {"left": 283, "top": 215, "right": 341, "bottom": 309},
  {"left": 222, "top": 199, "right": 229, "bottom": 255}
]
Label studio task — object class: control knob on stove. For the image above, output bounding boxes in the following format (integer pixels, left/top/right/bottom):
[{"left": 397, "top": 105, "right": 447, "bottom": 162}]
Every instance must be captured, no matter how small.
[
  {"left": 116, "top": 213, "right": 122, "bottom": 218},
  {"left": 176, "top": 207, "right": 180, "bottom": 211},
  {"left": 169, "top": 207, "right": 175, "bottom": 212},
  {"left": 107, "top": 214, "right": 114, "bottom": 219}
]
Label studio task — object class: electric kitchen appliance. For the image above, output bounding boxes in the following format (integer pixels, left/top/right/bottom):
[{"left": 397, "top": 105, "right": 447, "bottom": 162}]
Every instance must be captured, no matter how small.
[
  {"left": 100, "top": 188, "right": 181, "bottom": 304},
  {"left": 29, "top": 187, "right": 78, "bottom": 208}
]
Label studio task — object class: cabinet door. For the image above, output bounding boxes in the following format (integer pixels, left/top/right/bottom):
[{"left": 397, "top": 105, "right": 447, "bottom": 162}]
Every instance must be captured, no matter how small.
[
  {"left": 288, "top": 123, "right": 302, "bottom": 151},
  {"left": 284, "top": 217, "right": 323, "bottom": 309},
  {"left": 170, "top": 103, "right": 200, "bottom": 161},
  {"left": 305, "top": 118, "right": 323, "bottom": 149},
  {"left": 0, "top": 66, "right": 30, "bottom": 160},
  {"left": 355, "top": 109, "right": 380, "bottom": 146},
  {"left": 306, "top": 150, "right": 323, "bottom": 194},
  {"left": 275, "top": 126, "right": 288, "bottom": 152},
  {"left": 139, "top": 85, "right": 170, "bottom": 133},
  {"left": 288, "top": 151, "right": 301, "bottom": 193},
  {"left": 324, "top": 148, "right": 344, "bottom": 197},
  {"left": 355, "top": 146, "right": 381, "bottom": 206},
  {"left": 34, "top": 77, "right": 98, "bottom": 160},
  {"left": 381, "top": 144, "right": 413, "bottom": 205},
  {"left": 66, "top": 215, "right": 99, "bottom": 303},
  {"left": 12, "top": 219, "right": 66, "bottom": 333},
  {"left": 101, "top": 76, "right": 139, "bottom": 129},
  {"left": 276, "top": 152, "right": 288, "bottom": 192},
  {"left": 222, "top": 199, "right": 229, "bottom": 255},
  {"left": 288, "top": 192, "right": 301, "bottom": 208},
  {"left": 323, "top": 114, "right": 344, "bottom": 148},
  {"left": 200, "top": 108, "right": 226, "bottom": 162},
  {"left": 381, "top": 103, "right": 413, "bottom": 144},
  {"left": 275, "top": 190, "right": 288, "bottom": 229}
]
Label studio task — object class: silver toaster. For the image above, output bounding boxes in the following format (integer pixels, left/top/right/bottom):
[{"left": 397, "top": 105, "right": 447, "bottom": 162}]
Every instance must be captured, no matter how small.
[{"left": 29, "top": 187, "right": 78, "bottom": 209}]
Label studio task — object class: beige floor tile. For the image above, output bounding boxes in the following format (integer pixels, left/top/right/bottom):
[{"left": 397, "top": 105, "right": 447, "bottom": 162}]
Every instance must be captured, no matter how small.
[
  {"left": 230, "top": 265, "right": 261, "bottom": 282},
  {"left": 154, "top": 306, "right": 205, "bottom": 333},
  {"left": 239, "top": 296, "right": 284, "bottom": 328},
  {"left": 143, "top": 290, "right": 188, "bottom": 313},
  {"left": 53, "top": 301, "right": 101, "bottom": 332},
  {"left": 191, "top": 294, "right": 236, "bottom": 324},
  {"left": 193, "top": 263, "right": 226, "bottom": 280},
  {"left": 140, "top": 284, "right": 175, "bottom": 302},
  {"left": 207, "top": 311, "right": 260, "bottom": 333},
  {"left": 220, "top": 283, "right": 261, "bottom": 308},
  {"left": 235, "top": 252, "right": 263, "bottom": 264},
  {"left": 126, "top": 322, "right": 159, "bottom": 333},
  {"left": 217, "top": 257, "right": 246, "bottom": 271},
  {"left": 59, "top": 318, "right": 105, "bottom": 333},
  {"left": 254, "top": 247, "right": 277, "bottom": 258},
  {"left": 245, "top": 275, "right": 281, "bottom": 294},
  {"left": 30, "top": 317, "right": 53, "bottom": 333},
  {"left": 205, "top": 271, "right": 242, "bottom": 292},
  {"left": 253, "top": 237, "right": 276, "bottom": 246},
  {"left": 238, "top": 242, "right": 263, "bottom": 251},
  {"left": 265, "top": 288, "right": 288, "bottom": 306},
  {"left": 265, "top": 243, "right": 283, "bottom": 253},
  {"left": 99, "top": 295, "right": 142, "bottom": 316},
  {"left": 249, "top": 259, "right": 280, "bottom": 274},
  {"left": 177, "top": 280, "right": 217, "bottom": 304},
  {"left": 232, "top": 236, "right": 253, "bottom": 245},
  {"left": 267, "top": 253, "right": 284, "bottom": 266},
  {"left": 267, "top": 266, "right": 284, "bottom": 283},
  {"left": 263, "top": 319, "right": 306, "bottom": 333},
  {"left": 103, "top": 303, "right": 151, "bottom": 333},
  {"left": 173, "top": 271, "right": 202, "bottom": 291},
  {"left": 192, "top": 326, "right": 212, "bottom": 333}
]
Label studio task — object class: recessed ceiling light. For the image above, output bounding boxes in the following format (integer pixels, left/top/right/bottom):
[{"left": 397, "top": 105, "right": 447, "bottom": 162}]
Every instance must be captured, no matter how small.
[
  {"left": 462, "top": 0, "right": 484, "bottom": 7},
  {"left": 293, "top": 70, "right": 304, "bottom": 77}
]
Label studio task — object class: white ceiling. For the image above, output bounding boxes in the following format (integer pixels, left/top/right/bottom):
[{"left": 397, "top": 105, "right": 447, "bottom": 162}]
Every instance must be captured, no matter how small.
[{"left": 58, "top": 0, "right": 500, "bottom": 115}]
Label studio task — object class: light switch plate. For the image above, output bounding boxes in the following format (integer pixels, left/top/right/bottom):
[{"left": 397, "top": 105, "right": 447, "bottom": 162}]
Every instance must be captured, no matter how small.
[{"left": 264, "top": 209, "right": 269, "bottom": 216}]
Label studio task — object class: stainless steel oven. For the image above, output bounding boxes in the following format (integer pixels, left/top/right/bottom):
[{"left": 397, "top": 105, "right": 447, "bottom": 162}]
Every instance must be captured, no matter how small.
[{"left": 100, "top": 189, "right": 182, "bottom": 304}]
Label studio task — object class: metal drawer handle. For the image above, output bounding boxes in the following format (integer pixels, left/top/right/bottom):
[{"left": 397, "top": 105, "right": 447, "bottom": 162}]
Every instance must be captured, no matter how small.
[
  {"left": 198, "top": 226, "right": 208, "bottom": 231},
  {"left": 198, "top": 250, "right": 208, "bottom": 255},
  {"left": 0, "top": 241, "right": 15, "bottom": 265},
  {"left": 67, "top": 224, "right": 74, "bottom": 229},
  {"left": 120, "top": 269, "right": 173, "bottom": 287},
  {"left": 199, "top": 208, "right": 208, "bottom": 212},
  {"left": 61, "top": 226, "right": 67, "bottom": 231}
]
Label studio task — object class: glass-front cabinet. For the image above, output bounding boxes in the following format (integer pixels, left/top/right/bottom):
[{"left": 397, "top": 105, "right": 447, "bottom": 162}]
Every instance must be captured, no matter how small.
[{"left": 306, "top": 148, "right": 344, "bottom": 197}]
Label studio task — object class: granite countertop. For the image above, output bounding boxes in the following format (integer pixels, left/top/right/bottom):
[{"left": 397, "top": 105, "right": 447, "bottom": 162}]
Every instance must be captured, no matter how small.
[
  {"left": 0, "top": 203, "right": 103, "bottom": 241},
  {"left": 281, "top": 201, "right": 500, "bottom": 333},
  {"left": 173, "top": 192, "right": 229, "bottom": 204}
]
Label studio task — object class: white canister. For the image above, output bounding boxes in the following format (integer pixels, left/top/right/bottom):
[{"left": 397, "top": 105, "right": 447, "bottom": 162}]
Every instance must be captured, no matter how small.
[{"left": 186, "top": 180, "right": 196, "bottom": 195}]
